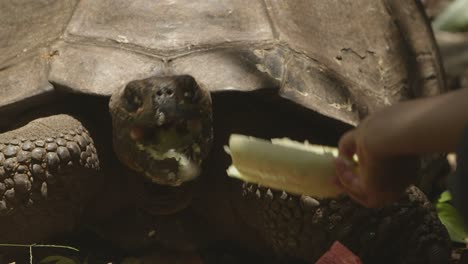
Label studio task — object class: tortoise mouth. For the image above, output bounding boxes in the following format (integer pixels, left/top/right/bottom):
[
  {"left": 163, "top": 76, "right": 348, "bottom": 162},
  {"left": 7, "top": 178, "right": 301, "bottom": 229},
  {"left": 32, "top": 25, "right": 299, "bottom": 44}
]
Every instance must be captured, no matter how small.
[{"left": 128, "top": 124, "right": 202, "bottom": 186}]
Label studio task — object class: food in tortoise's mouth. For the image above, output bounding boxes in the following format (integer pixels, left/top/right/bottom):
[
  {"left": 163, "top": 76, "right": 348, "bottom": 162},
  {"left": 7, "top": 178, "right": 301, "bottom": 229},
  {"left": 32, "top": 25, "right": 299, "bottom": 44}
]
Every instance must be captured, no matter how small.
[{"left": 128, "top": 124, "right": 201, "bottom": 186}]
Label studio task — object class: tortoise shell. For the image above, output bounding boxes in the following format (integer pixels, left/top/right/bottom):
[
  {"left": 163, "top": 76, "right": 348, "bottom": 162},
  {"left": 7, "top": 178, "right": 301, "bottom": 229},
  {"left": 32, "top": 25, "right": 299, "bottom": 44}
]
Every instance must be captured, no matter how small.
[{"left": 0, "top": 0, "right": 445, "bottom": 125}]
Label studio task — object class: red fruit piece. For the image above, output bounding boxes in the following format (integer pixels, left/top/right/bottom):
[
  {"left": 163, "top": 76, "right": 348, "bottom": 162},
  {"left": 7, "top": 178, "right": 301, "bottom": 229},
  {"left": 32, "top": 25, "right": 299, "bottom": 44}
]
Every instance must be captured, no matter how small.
[{"left": 315, "top": 241, "right": 362, "bottom": 264}]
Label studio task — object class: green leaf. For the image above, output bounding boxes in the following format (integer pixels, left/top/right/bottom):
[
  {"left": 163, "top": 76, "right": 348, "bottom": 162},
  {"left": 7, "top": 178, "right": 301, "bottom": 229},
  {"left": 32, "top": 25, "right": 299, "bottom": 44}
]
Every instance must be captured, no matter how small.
[
  {"left": 39, "top": 255, "right": 81, "bottom": 264},
  {"left": 436, "top": 191, "right": 468, "bottom": 243},
  {"left": 438, "top": 190, "right": 453, "bottom": 203}
]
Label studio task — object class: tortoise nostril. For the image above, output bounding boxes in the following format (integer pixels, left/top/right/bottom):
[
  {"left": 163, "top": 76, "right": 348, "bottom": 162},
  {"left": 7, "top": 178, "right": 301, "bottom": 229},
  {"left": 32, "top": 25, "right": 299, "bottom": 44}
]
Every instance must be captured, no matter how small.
[{"left": 156, "top": 89, "right": 174, "bottom": 97}]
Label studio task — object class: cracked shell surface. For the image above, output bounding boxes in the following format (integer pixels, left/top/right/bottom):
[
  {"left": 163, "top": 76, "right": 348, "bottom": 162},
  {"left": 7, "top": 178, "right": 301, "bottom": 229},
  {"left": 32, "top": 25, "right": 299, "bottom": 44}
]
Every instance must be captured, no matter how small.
[{"left": 0, "top": 0, "right": 445, "bottom": 126}]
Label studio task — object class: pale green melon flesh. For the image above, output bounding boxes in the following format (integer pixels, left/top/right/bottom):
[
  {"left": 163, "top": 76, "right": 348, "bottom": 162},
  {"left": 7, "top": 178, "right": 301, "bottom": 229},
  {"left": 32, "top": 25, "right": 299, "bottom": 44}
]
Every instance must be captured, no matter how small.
[{"left": 226, "top": 134, "right": 350, "bottom": 198}]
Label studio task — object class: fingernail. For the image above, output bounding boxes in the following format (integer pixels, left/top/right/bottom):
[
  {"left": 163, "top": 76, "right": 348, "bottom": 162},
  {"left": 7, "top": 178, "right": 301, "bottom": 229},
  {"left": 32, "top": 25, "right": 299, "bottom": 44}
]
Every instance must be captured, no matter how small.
[
  {"left": 335, "top": 157, "right": 351, "bottom": 175},
  {"left": 342, "top": 171, "right": 355, "bottom": 183},
  {"left": 342, "top": 157, "right": 354, "bottom": 167}
]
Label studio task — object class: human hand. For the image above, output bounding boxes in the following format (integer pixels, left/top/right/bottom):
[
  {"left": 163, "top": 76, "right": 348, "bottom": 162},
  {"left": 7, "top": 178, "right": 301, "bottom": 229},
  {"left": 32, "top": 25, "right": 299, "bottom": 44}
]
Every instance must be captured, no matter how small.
[{"left": 333, "top": 116, "right": 419, "bottom": 208}]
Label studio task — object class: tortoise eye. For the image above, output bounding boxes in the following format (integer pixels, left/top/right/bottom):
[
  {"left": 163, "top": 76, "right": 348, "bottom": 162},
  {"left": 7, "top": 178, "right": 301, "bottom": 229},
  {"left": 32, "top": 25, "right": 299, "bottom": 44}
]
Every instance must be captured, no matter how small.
[{"left": 124, "top": 83, "right": 143, "bottom": 112}]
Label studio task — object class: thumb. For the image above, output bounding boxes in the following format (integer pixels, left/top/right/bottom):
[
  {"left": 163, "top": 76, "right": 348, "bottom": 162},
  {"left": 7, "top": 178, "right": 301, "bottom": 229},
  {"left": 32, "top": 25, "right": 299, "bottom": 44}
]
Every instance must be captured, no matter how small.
[{"left": 338, "top": 130, "right": 357, "bottom": 159}]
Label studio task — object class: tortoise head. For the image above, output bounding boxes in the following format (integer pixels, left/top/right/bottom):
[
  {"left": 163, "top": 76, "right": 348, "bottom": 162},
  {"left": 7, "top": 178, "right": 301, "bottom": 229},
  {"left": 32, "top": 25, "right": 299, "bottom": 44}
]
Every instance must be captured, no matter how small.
[{"left": 109, "top": 75, "right": 213, "bottom": 186}]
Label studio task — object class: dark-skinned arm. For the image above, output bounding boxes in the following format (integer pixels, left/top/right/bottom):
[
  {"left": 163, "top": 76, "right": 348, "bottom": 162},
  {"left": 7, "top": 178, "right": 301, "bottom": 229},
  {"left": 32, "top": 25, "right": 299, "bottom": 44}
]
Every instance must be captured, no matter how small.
[{"left": 334, "top": 87, "right": 468, "bottom": 208}]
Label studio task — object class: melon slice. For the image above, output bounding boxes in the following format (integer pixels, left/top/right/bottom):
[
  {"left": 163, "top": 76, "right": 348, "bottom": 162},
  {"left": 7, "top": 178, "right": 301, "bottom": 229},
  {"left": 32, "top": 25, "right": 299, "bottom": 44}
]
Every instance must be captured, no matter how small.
[{"left": 225, "top": 134, "right": 357, "bottom": 198}]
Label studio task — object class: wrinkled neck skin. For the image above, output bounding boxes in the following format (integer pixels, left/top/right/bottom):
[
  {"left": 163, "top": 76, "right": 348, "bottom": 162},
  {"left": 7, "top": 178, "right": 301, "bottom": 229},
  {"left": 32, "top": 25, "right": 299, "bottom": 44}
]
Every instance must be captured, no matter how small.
[{"left": 108, "top": 74, "right": 213, "bottom": 214}]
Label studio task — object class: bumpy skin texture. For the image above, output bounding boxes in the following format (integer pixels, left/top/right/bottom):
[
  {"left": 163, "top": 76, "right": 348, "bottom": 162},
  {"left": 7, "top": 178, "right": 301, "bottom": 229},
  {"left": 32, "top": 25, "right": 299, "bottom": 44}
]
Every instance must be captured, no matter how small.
[
  {"left": 0, "top": 114, "right": 100, "bottom": 244},
  {"left": 239, "top": 184, "right": 451, "bottom": 264},
  {"left": 0, "top": 94, "right": 451, "bottom": 264}
]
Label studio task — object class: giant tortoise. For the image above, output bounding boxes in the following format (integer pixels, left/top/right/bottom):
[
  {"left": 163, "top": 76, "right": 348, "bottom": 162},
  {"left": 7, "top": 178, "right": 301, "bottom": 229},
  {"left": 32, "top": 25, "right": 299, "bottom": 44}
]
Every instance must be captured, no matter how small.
[{"left": 0, "top": 0, "right": 452, "bottom": 263}]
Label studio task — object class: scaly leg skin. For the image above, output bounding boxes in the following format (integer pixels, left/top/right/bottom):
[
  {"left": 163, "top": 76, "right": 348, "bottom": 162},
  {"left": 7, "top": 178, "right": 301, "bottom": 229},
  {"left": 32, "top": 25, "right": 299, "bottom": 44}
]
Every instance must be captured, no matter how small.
[
  {"left": 238, "top": 184, "right": 451, "bottom": 264},
  {"left": 0, "top": 115, "right": 100, "bottom": 251}
]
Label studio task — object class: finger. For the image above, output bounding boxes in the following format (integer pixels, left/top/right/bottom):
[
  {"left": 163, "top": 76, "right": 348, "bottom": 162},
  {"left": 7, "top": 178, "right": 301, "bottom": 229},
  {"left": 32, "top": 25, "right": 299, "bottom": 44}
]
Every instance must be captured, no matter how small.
[
  {"left": 335, "top": 158, "right": 361, "bottom": 193},
  {"left": 338, "top": 130, "right": 357, "bottom": 159},
  {"left": 334, "top": 157, "right": 355, "bottom": 177},
  {"left": 335, "top": 157, "right": 373, "bottom": 206},
  {"left": 336, "top": 170, "right": 368, "bottom": 203},
  {"left": 339, "top": 180, "right": 374, "bottom": 208},
  {"left": 335, "top": 169, "right": 391, "bottom": 208},
  {"left": 335, "top": 175, "right": 370, "bottom": 207}
]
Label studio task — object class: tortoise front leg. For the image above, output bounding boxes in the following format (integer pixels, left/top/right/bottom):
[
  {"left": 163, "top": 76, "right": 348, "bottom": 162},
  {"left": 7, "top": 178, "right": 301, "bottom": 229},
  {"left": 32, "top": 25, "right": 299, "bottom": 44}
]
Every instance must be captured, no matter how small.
[
  {"left": 237, "top": 184, "right": 451, "bottom": 264},
  {"left": 0, "top": 114, "right": 100, "bottom": 244}
]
